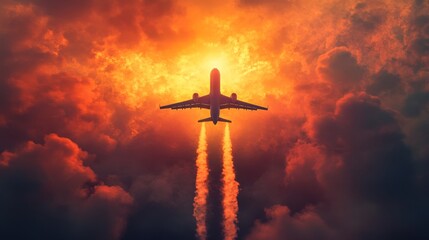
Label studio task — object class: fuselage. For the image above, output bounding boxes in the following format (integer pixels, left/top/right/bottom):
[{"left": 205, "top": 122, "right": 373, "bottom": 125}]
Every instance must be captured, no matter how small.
[{"left": 210, "top": 68, "right": 221, "bottom": 124}]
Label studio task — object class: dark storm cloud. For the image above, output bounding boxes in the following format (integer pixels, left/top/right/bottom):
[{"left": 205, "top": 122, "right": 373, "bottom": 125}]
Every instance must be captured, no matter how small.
[
  {"left": 284, "top": 142, "right": 325, "bottom": 211},
  {"left": 406, "top": 2, "right": 429, "bottom": 72},
  {"left": 87, "top": 106, "right": 198, "bottom": 240},
  {"left": 315, "top": 93, "right": 414, "bottom": 202},
  {"left": 410, "top": 14, "right": 429, "bottom": 54},
  {"left": 349, "top": 2, "right": 386, "bottom": 33},
  {"left": 247, "top": 205, "right": 335, "bottom": 240},
  {"left": 316, "top": 47, "right": 365, "bottom": 92},
  {"left": 310, "top": 96, "right": 423, "bottom": 240},
  {"left": 406, "top": 114, "right": 429, "bottom": 160},
  {"left": 411, "top": 37, "right": 429, "bottom": 54},
  {"left": 123, "top": 167, "right": 195, "bottom": 239},
  {"left": 0, "top": 134, "right": 132, "bottom": 240},
  {"left": 366, "top": 70, "right": 402, "bottom": 96},
  {"left": 248, "top": 92, "right": 426, "bottom": 239},
  {"left": 402, "top": 91, "right": 429, "bottom": 117}
]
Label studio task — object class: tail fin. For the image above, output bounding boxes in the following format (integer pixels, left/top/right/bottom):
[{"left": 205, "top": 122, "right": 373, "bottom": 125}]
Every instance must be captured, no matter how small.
[
  {"left": 218, "top": 117, "right": 231, "bottom": 123},
  {"left": 198, "top": 117, "right": 212, "bottom": 123}
]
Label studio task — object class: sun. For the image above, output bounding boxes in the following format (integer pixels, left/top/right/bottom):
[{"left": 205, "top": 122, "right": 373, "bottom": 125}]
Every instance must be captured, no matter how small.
[
  {"left": 197, "top": 50, "right": 241, "bottom": 91},
  {"left": 202, "top": 53, "right": 230, "bottom": 73}
]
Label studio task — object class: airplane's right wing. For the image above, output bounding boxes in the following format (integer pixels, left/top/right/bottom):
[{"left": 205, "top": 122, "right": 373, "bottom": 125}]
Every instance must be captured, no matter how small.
[
  {"left": 160, "top": 95, "right": 210, "bottom": 109},
  {"left": 219, "top": 94, "right": 268, "bottom": 110}
]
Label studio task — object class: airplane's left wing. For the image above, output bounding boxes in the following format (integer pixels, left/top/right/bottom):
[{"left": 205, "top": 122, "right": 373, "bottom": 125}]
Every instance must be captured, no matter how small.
[
  {"left": 160, "top": 95, "right": 210, "bottom": 109},
  {"left": 219, "top": 94, "right": 268, "bottom": 110}
]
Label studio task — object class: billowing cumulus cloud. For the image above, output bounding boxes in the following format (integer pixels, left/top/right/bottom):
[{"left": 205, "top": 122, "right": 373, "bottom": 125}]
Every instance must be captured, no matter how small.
[
  {"left": 1, "top": 0, "right": 429, "bottom": 239},
  {"left": 0, "top": 134, "right": 132, "bottom": 240},
  {"left": 250, "top": 92, "right": 424, "bottom": 239},
  {"left": 316, "top": 47, "right": 365, "bottom": 93},
  {"left": 247, "top": 205, "right": 334, "bottom": 240},
  {"left": 312, "top": 93, "right": 414, "bottom": 201}
]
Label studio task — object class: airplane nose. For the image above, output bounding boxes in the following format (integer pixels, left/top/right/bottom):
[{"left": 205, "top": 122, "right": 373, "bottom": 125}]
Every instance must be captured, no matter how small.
[{"left": 211, "top": 68, "right": 220, "bottom": 76}]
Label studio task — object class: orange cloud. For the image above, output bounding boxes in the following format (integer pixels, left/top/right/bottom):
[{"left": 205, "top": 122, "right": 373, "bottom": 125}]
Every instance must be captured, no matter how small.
[{"left": 1, "top": 0, "right": 429, "bottom": 239}]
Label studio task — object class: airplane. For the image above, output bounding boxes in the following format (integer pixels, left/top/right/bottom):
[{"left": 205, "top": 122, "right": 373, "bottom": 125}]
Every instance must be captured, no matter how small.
[{"left": 160, "top": 68, "right": 268, "bottom": 124}]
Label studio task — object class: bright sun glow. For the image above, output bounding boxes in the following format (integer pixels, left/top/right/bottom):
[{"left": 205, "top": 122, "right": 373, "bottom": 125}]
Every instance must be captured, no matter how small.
[
  {"left": 203, "top": 54, "right": 229, "bottom": 72},
  {"left": 88, "top": 22, "right": 276, "bottom": 110}
]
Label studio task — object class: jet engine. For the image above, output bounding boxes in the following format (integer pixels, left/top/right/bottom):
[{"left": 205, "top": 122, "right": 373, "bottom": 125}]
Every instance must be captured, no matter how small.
[
  {"left": 193, "top": 93, "right": 199, "bottom": 102},
  {"left": 231, "top": 93, "right": 237, "bottom": 102}
]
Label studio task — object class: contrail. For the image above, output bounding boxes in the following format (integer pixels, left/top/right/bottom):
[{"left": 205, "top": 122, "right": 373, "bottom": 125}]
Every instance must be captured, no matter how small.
[
  {"left": 193, "top": 123, "right": 209, "bottom": 240},
  {"left": 221, "top": 124, "right": 239, "bottom": 240}
]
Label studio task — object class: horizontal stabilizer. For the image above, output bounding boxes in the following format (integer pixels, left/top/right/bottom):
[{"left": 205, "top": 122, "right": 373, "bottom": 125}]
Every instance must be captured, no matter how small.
[
  {"left": 218, "top": 117, "right": 231, "bottom": 123},
  {"left": 198, "top": 117, "right": 212, "bottom": 122},
  {"left": 197, "top": 117, "right": 232, "bottom": 124}
]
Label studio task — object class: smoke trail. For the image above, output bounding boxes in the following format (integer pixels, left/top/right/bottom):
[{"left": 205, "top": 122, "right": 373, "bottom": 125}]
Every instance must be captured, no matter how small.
[
  {"left": 193, "top": 123, "right": 209, "bottom": 240},
  {"left": 222, "top": 124, "right": 239, "bottom": 240}
]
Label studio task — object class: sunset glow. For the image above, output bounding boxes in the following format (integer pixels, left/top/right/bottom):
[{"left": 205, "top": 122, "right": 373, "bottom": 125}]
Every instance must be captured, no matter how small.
[{"left": 1, "top": 0, "right": 429, "bottom": 239}]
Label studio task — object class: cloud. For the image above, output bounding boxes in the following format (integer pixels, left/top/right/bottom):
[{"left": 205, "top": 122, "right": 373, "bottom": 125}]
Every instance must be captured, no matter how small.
[
  {"left": 247, "top": 205, "right": 334, "bottom": 240},
  {"left": 0, "top": 71, "right": 113, "bottom": 153},
  {"left": 402, "top": 91, "right": 429, "bottom": 117},
  {"left": 31, "top": 0, "right": 95, "bottom": 21},
  {"left": 316, "top": 47, "right": 365, "bottom": 92},
  {"left": 249, "top": 92, "right": 421, "bottom": 239},
  {"left": 238, "top": 0, "right": 298, "bottom": 8},
  {"left": 366, "top": 70, "right": 403, "bottom": 96},
  {"left": 284, "top": 141, "right": 325, "bottom": 211},
  {"left": 0, "top": 134, "right": 132, "bottom": 240},
  {"left": 318, "top": 93, "right": 414, "bottom": 201},
  {"left": 410, "top": 15, "right": 429, "bottom": 55},
  {"left": 349, "top": 3, "right": 386, "bottom": 33},
  {"left": 1, "top": 0, "right": 429, "bottom": 239}
]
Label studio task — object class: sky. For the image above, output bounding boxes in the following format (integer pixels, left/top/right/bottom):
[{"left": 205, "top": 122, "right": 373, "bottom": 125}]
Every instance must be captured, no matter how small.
[{"left": 0, "top": 0, "right": 429, "bottom": 239}]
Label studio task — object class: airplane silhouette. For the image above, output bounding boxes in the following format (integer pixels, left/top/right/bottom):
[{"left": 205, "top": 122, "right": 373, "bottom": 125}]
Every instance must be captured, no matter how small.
[{"left": 160, "top": 68, "right": 268, "bottom": 124}]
